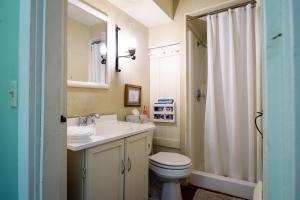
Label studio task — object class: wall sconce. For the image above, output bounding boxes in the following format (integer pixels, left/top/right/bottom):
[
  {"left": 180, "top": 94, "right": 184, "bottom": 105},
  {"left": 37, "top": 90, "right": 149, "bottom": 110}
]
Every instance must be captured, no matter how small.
[
  {"left": 100, "top": 44, "right": 107, "bottom": 64},
  {"left": 115, "top": 25, "right": 137, "bottom": 72}
]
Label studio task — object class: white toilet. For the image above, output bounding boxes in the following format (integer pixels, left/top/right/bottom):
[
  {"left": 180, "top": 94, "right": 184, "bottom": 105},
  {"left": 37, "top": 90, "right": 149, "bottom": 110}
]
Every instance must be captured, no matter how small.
[{"left": 149, "top": 152, "right": 192, "bottom": 200}]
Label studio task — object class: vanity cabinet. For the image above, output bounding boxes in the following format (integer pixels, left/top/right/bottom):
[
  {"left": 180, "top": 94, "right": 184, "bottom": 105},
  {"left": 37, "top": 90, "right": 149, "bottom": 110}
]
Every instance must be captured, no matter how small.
[{"left": 67, "top": 131, "right": 153, "bottom": 200}]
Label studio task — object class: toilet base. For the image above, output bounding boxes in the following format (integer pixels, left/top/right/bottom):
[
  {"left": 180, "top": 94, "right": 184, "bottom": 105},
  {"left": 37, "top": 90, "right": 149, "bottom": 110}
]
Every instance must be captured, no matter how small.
[{"left": 161, "top": 182, "right": 182, "bottom": 200}]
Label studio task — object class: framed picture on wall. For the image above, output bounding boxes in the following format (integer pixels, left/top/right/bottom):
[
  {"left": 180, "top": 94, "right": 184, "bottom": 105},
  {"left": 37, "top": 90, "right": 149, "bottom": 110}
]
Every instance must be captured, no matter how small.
[{"left": 124, "top": 84, "right": 141, "bottom": 107}]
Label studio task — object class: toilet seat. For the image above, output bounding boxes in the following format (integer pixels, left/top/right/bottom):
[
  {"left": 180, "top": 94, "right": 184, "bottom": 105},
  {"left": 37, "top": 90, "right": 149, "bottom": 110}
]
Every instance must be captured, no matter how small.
[{"left": 149, "top": 152, "right": 192, "bottom": 179}]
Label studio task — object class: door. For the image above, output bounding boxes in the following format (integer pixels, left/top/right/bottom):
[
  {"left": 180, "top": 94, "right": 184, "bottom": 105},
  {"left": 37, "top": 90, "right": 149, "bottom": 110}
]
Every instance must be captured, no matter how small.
[
  {"left": 125, "top": 133, "right": 149, "bottom": 200},
  {"left": 42, "top": 0, "right": 67, "bottom": 199},
  {"left": 86, "top": 140, "right": 125, "bottom": 200}
]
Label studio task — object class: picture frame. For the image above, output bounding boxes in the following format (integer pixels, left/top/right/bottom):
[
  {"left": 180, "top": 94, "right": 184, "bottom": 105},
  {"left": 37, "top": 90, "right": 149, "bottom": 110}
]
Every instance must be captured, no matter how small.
[{"left": 124, "top": 84, "right": 141, "bottom": 107}]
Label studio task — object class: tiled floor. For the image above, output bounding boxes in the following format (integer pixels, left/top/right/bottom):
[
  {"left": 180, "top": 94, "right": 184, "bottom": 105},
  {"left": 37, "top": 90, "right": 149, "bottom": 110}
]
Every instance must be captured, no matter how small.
[{"left": 181, "top": 185, "right": 249, "bottom": 200}]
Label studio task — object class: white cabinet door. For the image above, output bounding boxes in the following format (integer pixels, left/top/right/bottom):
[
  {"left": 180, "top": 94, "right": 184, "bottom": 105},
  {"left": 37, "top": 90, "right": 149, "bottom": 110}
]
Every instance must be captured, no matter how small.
[
  {"left": 85, "top": 140, "right": 125, "bottom": 200},
  {"left": 125, "top": 132, "right": 149, "bottom": 200}
]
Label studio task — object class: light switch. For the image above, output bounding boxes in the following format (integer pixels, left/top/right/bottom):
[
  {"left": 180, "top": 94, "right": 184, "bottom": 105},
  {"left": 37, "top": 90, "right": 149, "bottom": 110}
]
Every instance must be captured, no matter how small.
[{"left": 9, "top": 80, "right": 18, "bottom": 108}]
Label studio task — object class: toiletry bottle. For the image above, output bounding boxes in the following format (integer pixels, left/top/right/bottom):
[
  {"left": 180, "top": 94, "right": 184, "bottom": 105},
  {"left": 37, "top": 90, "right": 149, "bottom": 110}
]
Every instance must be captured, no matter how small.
[{"left": 143, "top": 105, "right": 148, "bottom": 115}]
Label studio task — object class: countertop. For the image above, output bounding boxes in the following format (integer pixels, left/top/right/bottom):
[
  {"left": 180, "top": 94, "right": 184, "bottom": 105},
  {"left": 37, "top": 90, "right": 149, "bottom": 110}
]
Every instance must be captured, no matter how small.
[{"left": 67, "top": 116, "right": 155, "bottom": 151}]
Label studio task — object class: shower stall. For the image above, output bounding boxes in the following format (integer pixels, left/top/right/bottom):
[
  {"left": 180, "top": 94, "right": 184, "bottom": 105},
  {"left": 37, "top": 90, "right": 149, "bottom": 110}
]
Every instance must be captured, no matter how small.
[
  {"left": 187, "top": 26, "right": 207, "bottom": 172},
  {"left": 186, "top": 1, "right": 263, "bottom": 199}
]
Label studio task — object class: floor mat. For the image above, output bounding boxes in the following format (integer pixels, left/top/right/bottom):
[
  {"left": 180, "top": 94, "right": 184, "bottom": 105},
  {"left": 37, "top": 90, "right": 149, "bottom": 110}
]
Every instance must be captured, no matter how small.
[{"left": 192, "top": 188, "right": 245, "bottom": 200}]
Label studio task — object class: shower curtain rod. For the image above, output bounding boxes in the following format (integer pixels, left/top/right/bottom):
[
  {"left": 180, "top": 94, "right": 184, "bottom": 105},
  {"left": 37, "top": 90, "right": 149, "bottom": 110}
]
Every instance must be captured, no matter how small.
[{"left": 187, "top": 0, "right": 256, "bottom": 21}]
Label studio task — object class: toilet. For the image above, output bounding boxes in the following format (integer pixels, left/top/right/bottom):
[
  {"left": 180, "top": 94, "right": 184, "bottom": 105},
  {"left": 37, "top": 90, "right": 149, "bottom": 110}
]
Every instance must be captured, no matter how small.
[{"left": 149, "top": 152, "right": 192, "bottom": 200}]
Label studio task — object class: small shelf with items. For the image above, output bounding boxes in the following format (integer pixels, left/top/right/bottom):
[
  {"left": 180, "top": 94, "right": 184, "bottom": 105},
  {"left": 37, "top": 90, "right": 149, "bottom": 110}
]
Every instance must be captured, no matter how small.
[{"left": 153, "top": 100, "right": 176, "bottom": 123}]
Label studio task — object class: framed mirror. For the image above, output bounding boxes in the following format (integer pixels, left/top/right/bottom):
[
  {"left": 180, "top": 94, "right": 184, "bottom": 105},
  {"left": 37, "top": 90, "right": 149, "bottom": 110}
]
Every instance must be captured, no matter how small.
[{"left": 67, "top": 0, "right": 109, "bottom": 88}]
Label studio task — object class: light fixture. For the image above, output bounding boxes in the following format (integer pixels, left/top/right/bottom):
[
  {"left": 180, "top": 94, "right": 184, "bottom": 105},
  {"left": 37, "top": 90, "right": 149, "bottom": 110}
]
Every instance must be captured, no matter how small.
[
  {"left": 115, "top": 24, "right": 136, "bottom": 72},
  {"left": 99, "top": 43, "right": 107, "bottom": 64}
]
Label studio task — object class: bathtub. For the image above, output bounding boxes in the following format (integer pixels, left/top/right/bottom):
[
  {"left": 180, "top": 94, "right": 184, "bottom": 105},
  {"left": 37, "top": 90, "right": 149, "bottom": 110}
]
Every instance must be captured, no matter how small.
[
  {"left": 189, "top": 170, "right": 257, "bottom": 199},
  {"left": 253, "top": 181, "right": 262, "bottom": 200}
]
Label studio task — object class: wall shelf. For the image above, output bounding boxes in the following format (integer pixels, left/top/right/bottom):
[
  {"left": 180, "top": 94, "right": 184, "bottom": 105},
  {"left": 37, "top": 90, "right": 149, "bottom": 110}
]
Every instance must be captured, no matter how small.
[
  {"left": 153, "top": 111, "right": 174, "bottom": 115},
  {"left": 153, "top": 103, "right": 176, "bottom": 123}
]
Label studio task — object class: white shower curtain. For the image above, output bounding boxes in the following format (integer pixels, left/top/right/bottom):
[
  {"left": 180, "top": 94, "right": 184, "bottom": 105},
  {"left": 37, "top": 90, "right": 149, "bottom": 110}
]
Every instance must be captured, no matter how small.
[
  {"left": 204, "top": 4, "right": 262, "bottom": 182},
  {"left": 90, "top": 42, "right": 106, "bottom": 83}
]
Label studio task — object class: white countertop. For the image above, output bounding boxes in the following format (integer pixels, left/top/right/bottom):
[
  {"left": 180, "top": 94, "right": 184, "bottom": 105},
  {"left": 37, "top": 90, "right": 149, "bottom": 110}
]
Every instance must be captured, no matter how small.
[{"left": 67, "top": 115, "right": 155, "bottom": 151}]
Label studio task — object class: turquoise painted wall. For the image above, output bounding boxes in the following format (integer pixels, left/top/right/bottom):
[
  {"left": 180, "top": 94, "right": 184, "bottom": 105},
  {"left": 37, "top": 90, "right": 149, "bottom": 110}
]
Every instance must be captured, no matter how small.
[
  {"left": 263, "top": 0, "right": 296, "bottom": 199},
  {"left": 0, "top": 1, "right": 19, "bottom": 199},
  {"left": 294, "top": 0, "right": 300, "bottom": 199}
]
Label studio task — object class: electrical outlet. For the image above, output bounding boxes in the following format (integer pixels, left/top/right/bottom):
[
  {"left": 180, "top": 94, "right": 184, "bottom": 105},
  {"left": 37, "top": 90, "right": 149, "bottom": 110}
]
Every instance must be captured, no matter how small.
[{"left": 9, "top": 80, "right": 18, "bottom": 108}]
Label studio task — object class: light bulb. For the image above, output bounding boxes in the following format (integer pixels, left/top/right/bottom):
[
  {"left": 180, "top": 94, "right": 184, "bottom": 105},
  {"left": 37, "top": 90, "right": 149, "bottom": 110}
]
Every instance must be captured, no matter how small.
[
  {"left": 127, "top": 38, "right": 137, "bottom": 50},
  {"left": 99, "top": 44, "right": 107, "bottom": 55}
]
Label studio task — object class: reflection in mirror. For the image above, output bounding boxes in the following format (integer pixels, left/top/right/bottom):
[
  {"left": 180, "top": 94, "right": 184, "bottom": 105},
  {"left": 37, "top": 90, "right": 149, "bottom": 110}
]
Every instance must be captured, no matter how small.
[{"left": 67, "top": 0, "right": 108, "bottom": 88}]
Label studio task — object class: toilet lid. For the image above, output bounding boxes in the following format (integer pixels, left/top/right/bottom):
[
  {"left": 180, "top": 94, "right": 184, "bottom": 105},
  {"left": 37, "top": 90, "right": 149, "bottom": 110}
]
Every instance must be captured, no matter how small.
[
  {"left": 149, "top": 160, "right": 191, "bottom": 170},
  {"left": 149, "top": 152, "right": 191, "bottom": 167}
]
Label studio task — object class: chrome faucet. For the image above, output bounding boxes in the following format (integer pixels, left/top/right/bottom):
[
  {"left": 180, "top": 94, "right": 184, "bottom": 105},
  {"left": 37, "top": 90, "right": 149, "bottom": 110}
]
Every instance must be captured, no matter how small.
[{"left": 78, "top": 113, "right": 100, "bottom": 126}]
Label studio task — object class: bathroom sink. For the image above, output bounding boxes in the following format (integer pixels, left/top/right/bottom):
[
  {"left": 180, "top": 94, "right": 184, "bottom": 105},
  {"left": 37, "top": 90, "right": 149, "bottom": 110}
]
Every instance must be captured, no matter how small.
[
  {"left": 67, "top": 125, "right": 95, "bottom": 143},
  {"left": 94, "top": 122, "right": 138, "bottom": 136},
  {"left": 67, "top": 114, "right": 156, "bottom": 151}
]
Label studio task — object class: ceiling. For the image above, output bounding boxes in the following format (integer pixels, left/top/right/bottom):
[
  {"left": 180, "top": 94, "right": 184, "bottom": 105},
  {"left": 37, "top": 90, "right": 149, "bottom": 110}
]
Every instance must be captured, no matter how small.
[
  {"left": 68, "top": 3, "right": 106, "bottom": 26},
  {"left": 106, "top": 0, "right": 173, "bottom": 28}
]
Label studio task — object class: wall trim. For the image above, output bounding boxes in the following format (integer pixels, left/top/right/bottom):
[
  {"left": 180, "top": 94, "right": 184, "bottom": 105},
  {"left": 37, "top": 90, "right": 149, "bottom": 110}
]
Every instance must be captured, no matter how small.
[{"left": 148, "top": 41, "right": 181, "bottom": 50}]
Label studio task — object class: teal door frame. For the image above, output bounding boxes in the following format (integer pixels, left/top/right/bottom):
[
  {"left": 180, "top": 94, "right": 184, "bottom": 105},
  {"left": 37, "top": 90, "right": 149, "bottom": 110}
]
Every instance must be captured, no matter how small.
[
  {"left": 293, "top": 0, "right": 300, "bottom": 198},
  {"left": 18, "top": 0, "right": 44, "bottom": 199},
  {"left": 263, "top": 0, "right": 299, "bottom": 199}
]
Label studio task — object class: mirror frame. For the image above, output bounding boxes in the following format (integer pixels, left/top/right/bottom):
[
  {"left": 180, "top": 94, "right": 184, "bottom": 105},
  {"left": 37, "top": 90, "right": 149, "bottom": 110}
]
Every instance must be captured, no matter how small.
[{"left": 67, "top": 0, "right": 110, "bottom": 89}]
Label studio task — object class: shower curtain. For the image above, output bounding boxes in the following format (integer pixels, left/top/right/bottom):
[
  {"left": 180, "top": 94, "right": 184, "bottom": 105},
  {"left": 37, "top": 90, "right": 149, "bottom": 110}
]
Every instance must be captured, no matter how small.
[
  {"left": 90, "top": 42, "right": 106, "bottom": 83},
  {"left": 204, "top": 4, "right": 262, "bottom": 182}
]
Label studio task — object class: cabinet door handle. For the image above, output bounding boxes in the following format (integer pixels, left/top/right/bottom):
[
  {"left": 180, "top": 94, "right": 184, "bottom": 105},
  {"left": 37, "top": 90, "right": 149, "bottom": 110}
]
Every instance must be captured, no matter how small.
[
  {"left": 121, "top": 160, "right": 125, "bottom": 174},
  {"left": 82, "top": 167, "right": 86, "bottom": 179},
  {"left": 127, "top": 158, "right": 131, "bottom": 172}
]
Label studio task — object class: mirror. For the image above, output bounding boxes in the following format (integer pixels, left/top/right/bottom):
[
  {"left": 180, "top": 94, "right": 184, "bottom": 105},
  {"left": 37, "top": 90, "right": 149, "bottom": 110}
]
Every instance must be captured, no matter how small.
[{"left": 67, "top": 0, "right": 109, "bottom": 88}]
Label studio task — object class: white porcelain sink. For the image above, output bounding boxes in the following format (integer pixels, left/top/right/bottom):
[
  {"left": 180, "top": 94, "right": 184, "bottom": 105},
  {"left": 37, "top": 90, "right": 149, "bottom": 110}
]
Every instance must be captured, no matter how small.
[
  {"left": 94, "top": 122, "right": 140, "bottom": 135},
  {"left": 67, "top": 125, "right": 96, "bottom": 143}
]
